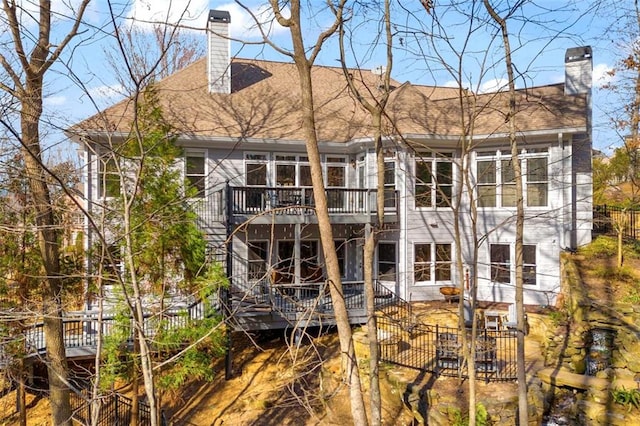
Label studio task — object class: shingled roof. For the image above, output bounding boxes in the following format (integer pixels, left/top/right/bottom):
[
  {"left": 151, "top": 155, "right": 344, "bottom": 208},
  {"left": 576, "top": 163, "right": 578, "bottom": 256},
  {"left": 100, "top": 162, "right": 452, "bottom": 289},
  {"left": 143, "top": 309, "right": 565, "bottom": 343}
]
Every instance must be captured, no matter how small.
[{"left": 71, "top": 57, "right": 588, "bottom": 143}]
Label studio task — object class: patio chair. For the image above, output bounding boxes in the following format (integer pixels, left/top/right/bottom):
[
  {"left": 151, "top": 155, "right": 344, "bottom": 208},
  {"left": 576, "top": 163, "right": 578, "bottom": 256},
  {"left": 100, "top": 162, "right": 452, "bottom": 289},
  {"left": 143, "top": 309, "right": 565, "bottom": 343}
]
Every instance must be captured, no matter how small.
[{"left": 484, "top": 310, "right": 501, "bottom": 331}]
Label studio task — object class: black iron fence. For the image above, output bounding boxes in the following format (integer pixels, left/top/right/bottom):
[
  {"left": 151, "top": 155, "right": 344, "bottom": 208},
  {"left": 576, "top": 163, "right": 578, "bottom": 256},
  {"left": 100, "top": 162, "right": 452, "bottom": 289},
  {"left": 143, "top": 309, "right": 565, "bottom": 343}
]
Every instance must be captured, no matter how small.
[
  {"left": 593, "top": 205, "right": 640, "bottom": 240},
  {"left": 377, "top": 317, "right": 517, "bottom": 382},
  {"left": 70, "top": 388, "right": 151, "bottom": 426}
]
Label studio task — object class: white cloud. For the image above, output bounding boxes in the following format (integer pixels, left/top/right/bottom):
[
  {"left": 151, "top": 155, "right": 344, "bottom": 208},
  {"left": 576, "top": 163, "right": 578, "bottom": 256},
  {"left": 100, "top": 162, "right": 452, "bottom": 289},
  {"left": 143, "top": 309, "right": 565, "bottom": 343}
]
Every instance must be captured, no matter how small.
[
  {"left": 478, "top": 78, "right": 509, "bottom": 94},
  {"left": 87, "top": 84, "right": 126, "bottom": 105},
  {"left": 593, "top": 62, "right": 614, "bottom": 88},
  {"left": 218, "top": 2, "right": 288, "bottom": 39},
  {"left": 127, "top": 0, "right": 210, "bottom": 30},
  {"left": 125, "top": 1, "right": 286, "bottom": 39},
  {"left": 44, "top": 95, "right": 67, "bottom": 106}
]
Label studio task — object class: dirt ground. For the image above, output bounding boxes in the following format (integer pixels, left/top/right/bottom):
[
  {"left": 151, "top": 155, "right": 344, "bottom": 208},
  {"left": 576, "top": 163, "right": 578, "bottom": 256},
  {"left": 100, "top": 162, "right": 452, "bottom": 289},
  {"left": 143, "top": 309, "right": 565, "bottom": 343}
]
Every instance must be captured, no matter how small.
[{"left": 3, "top": 237, "right": 638, "bottom": 425}]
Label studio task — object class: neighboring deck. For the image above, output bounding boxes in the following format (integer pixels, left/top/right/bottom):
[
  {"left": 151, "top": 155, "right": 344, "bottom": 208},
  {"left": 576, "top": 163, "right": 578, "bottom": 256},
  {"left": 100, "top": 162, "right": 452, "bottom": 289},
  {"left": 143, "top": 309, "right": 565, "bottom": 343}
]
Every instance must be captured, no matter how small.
[{"left": 4, "top": 281, "right": 399, "bottom": 362}]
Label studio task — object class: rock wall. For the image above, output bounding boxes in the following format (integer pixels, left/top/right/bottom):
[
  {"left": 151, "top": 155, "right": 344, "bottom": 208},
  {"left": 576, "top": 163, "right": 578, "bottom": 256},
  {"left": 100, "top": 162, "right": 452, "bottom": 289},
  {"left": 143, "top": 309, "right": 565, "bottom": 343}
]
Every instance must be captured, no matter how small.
[{"left": 536, "top": 254, "right": 640, "bottom": 424}]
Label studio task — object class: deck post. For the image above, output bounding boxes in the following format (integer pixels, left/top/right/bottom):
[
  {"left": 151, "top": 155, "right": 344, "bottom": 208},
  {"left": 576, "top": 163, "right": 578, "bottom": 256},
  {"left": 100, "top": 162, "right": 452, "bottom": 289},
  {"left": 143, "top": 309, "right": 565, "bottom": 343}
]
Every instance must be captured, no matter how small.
[{"left": 224, "top": 181, "right": 233, "bottom": 380}]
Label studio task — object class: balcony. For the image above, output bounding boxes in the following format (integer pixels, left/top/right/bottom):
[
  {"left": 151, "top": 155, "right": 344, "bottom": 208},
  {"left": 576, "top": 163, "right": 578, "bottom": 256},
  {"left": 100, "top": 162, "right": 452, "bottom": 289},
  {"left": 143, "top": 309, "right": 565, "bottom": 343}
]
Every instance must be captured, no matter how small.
[{"left": 228, "top": 186, "right": 399, "bottom": 224}]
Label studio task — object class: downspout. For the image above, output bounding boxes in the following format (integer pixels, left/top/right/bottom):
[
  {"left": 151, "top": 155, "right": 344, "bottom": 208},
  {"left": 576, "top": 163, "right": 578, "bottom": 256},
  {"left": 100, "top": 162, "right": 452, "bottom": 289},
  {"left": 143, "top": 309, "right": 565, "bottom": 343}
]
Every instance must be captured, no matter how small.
[
  {"left": 400, "top": 148, "right": 408, "bottom": 300},
  {"left": 84, "top": 145, "right": 92, "bottom": 311},
  {"left": 559, "top": 132, "right": 566, "bottom": 250}
]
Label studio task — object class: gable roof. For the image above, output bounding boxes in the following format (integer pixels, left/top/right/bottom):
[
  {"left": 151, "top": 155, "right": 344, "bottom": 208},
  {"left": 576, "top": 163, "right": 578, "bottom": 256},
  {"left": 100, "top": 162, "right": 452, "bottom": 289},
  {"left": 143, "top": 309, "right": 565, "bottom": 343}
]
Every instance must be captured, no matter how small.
[{"left": 71, "top": 57, "right": 588, "bottom": 144}]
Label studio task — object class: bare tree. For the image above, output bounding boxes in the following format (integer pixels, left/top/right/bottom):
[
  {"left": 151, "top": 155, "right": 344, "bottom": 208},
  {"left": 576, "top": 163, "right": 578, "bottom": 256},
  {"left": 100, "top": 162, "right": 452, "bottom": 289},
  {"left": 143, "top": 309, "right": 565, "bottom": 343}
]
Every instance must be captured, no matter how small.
[
  {"left": 483, "top": 2, "right": 528, "bottom": 424},
  {"left": 336, "top": 1, "right": 399, "bottom": 422},
  {"left": 263, "top": 1, "right": 368, "bottom": 424},
  {"left": 0, "top": 1, "right": 90, "bottom": 424}
]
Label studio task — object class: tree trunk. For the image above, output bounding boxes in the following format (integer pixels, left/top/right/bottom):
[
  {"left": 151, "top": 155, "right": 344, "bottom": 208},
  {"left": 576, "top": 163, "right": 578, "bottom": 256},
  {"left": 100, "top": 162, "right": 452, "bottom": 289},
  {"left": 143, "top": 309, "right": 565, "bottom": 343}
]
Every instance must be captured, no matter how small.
[
  {"left": 296, "top": 61, "right": 368, "bottom": 425},
  {"left": 21, "top": 81, "right": 72, "bottom": 426},
  {"left": 273, "top": 1, "right": 368, "bottom": 423},
  {"left": 483, "top": 2, "right": 528, "bottom": 424},
  {"left": 618, "top": 226, "right": 624, "bottom": 268}
]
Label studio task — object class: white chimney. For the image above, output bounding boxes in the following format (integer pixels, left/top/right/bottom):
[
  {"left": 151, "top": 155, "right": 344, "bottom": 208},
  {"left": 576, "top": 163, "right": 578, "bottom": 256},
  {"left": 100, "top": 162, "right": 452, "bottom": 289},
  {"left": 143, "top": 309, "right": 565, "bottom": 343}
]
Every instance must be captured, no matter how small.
[
  {"left": 207, "top": 10, "right": 231, "bottom": 94},
  {"left": 565, "top": 46, "right": 592, "bottom": 95}
]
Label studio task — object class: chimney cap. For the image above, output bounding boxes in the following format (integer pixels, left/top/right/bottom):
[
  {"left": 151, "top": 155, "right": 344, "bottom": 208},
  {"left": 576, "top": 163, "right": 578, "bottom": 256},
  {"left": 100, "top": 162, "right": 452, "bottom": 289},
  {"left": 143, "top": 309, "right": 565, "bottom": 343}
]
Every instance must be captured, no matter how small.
[
  {"left": 565, "top": 46, "right": 592, "bottom": 63},
  {"left": 208, "top": 10, "right": 231, "bottom": 24}
]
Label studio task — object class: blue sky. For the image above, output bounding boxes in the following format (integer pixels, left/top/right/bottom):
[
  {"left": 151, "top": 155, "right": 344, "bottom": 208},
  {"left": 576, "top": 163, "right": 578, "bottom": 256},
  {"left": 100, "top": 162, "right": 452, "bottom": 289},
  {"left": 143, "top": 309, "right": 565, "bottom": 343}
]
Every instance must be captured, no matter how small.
[{"left": 29, "top": 0, "right": 626, "bottom": 156}]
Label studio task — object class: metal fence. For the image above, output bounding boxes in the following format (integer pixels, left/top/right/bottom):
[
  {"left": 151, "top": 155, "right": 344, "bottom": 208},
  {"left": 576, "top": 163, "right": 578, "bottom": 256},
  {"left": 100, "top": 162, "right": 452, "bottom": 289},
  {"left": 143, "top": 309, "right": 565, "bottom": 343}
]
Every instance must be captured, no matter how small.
[
  {"left": 593, "top": 205, "right": 640, "bottom": 240},
  {"left": 70, "top": 389, "right": 151, "bottom": 426},
  {"left": 377, "top": 316, "right": 518, "bottom": 382}
]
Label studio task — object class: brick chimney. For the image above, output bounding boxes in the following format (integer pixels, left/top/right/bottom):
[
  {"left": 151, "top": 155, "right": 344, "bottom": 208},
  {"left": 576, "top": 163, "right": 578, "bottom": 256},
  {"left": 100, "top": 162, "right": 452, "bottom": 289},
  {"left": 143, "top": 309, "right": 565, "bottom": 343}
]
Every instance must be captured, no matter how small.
[
  {"left": 207, "top": 10, "right": 231, "bottom": 94},
  {"left": 565, "top": 46, "right": 592, "bottom": 95}
]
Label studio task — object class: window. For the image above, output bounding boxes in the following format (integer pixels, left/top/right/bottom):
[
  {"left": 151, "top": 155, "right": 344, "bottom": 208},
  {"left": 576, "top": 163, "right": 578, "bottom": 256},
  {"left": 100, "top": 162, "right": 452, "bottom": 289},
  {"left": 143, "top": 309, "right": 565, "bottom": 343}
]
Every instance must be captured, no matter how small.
[
  {"left": 523, "top": 245, "right": 537, "bottom": 285},
  {"left": 248, "top": 241, "right": 268, "bottom": 281},
  {"left": 501, "top": 159, "right": 516, "bottom": 207},
  {"left": 435, "top": 244, "right": 452, "bottom": 281},
  {"left": 477, "top": 160, "right": 496, "bottom": 207},
  {"left": 99, "top": 155, "right": 120, "bottom": 198},
  {"left": 326, "top": 156, "right": 347, "bottom": 209},
  {"left": 490, "top": 243, "right": 537, "bottom": 285},
  {"left": 246, "top": 153, "right": 267, "bottom": 186},
  {"left": 414, "top": 243, "right": 452, "bottom": 283},
  {"left": 526, "top": 157, "right": 548, "bottom": 206},
  {"left": 414, "top": 244, "right": 431, "bottom": 281},
  {"left": 335, "top": 239, "right": 346, "bottom": 278},
  {"left": 300, "top": 240, "right": 319, "bottom": 265},
  {"left": 384, "top": 157, "right": 395, "bottom": 208},
  {"left": 490, "top": 244, "right": 510, "bottom": 284},
  {"left": 476, "top": 149, "right": 548, "bottom": 208},
  {"left": 185, "top": 152, "right": 206, "bottom": 198},
  {"left": 415, "top": 153, "right": 453, "bottom": 208},
  {"left": 245, "top": 153, "right": 268, "bottom": 209},
  {"left": 377, "top": 242, "right": 397, "bottom": 281}
]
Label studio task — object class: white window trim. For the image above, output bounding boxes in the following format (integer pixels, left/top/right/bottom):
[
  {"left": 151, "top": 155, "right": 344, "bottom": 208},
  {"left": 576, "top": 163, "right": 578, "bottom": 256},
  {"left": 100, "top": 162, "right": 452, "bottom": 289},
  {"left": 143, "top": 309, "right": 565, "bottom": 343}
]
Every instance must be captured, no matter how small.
[
  {"left": 185, "top": 149, "right": 207, "bottom": 198},
  {"left": 244, "top": 151, "right": 270, "bottom": 186},
  {"left": 475, "top": 148, "right": 549, "bottom": 209},
  {"left": 413, "top": 242, "right": 453, "bottom": 286},
  {"left": 414, "top": 153, "right": 455, "bottom": 209},
  {"left": 376, "top": 241, "right": 397, "bottom": 283},
  {"left": 488, "top": 242, "right": 538, "bottom": 286}
]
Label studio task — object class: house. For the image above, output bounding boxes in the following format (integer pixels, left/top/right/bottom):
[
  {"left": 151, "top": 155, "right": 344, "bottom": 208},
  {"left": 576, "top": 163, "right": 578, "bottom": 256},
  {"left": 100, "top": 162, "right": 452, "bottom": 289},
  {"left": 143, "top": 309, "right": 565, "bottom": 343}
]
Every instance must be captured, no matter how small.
[{"left": 68, "top": 10, "right": 592, "bottom": 330}]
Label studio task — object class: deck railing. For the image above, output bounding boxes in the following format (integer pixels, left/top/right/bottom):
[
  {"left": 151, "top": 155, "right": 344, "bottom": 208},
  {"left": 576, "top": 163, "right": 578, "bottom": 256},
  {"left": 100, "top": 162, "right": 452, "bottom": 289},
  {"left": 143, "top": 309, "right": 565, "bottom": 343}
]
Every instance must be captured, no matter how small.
[
  {"left": 23, "top": 295, "right": 219, "bottom": 354},
  {"left": 234, "top": 278, "right": 397, "bottom": 316},
  {"left": 229, "top": 186, "right": 399, "bottom": 216}
]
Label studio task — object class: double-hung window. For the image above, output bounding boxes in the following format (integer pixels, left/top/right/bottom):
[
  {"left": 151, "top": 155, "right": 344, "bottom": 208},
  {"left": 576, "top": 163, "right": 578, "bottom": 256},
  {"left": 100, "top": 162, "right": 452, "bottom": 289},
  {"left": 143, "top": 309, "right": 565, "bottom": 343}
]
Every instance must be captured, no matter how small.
[
  {"left": 384, "top": 154, "right": 396, "bottom": 208},
  {"left": 526, "top": 155, "right": 548, "bottom": 207},
  {"left": 490, "top": 243, "right": 537, "bottom": 285},
  {"left": 415, "top": 153, "right": 453, "bottom": 208},
  {"left": 490, "top": 244, "right": 511, "bottom": 283},
  {"left": 185, "top": 151, "right": 206, "bottom": 198},
  {"left": 98, "top": 154, "right": 120, "bottom": 198},
  {"left": 476, "top": 149, "right": 548, "bottom": 208},
  {"left": 377, "top": 242, "right": 397, "bottom": 281},
  {"left": 326, "top": 156, "right": 347, "bottom": 209},
  {"left": 414, "top": 243, "right": 452, "bottom": 284},
  {"left": 245, "top": 153, "right": 268, "bottom": 209}
]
